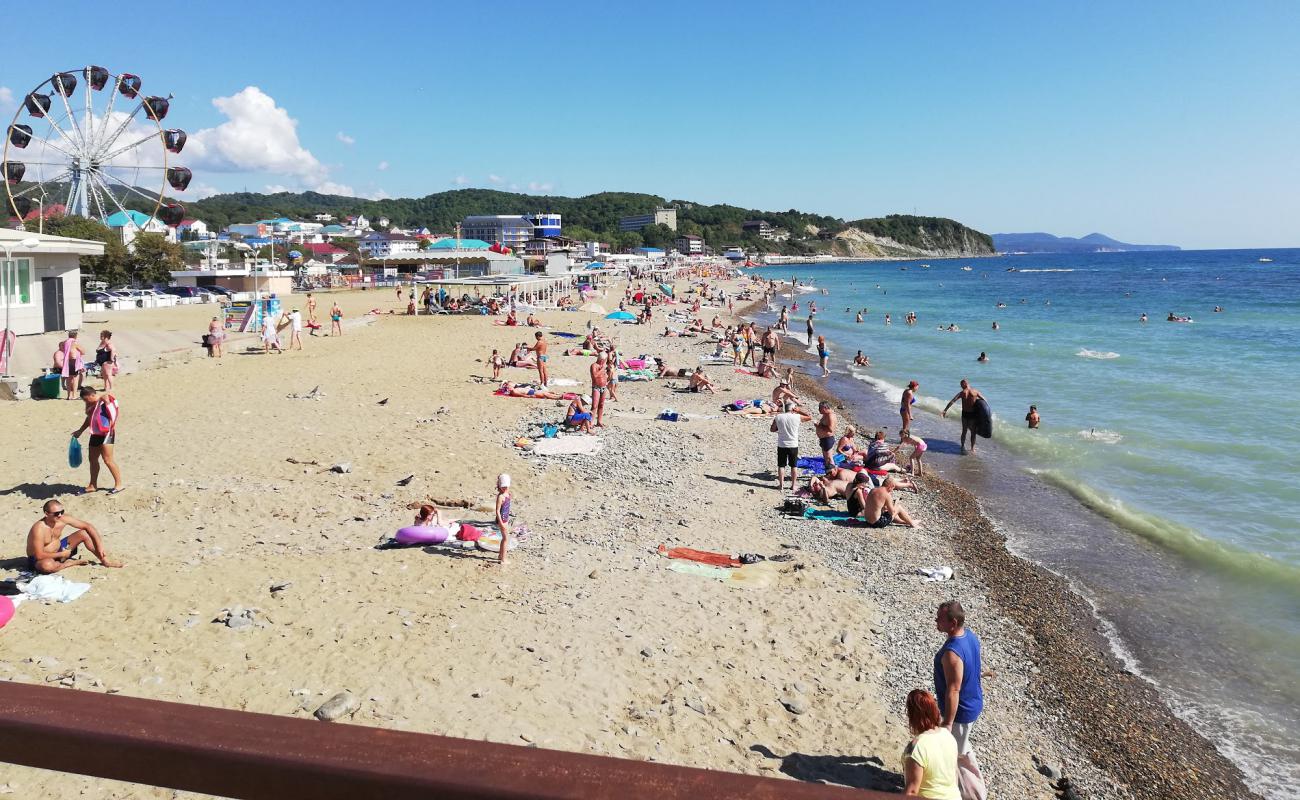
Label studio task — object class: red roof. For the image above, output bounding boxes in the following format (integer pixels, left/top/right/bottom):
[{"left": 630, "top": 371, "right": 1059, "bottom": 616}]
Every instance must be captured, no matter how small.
[{"left": 302, "top": 243, "right": 347, "bottom": 255}]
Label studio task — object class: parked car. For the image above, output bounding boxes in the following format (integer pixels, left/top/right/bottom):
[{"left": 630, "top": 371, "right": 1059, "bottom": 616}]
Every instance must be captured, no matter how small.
[
  {"left": 203, "top": 285, "right": 235, "bottom": 298},
  {"left": 84, "top": 291, "right": 115, "bottom": 304},
  {"left": 163, "top": 286, "right": 203, "bottom": 298}
]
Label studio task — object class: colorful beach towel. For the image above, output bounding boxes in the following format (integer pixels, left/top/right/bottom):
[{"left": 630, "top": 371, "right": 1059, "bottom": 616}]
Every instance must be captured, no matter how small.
[{"left": 795, "top": 454, "right": 848, "bottom": 474}]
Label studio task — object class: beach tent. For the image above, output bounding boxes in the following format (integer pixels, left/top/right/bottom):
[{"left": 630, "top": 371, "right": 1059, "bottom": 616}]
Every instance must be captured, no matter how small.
[
  {"left": 578, "top": 303, "right": 607, "bottom": 314},
  {"left": 605, "top": 311, "right": 636, "bottom": 321}
]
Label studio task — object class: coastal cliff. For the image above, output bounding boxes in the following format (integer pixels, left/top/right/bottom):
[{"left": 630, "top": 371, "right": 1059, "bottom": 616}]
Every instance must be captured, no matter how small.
[{"left": 832, "top": 214, "right": 996, "bottom": 259}]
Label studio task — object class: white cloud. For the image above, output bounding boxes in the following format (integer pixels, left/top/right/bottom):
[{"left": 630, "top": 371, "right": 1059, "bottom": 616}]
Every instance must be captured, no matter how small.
[
  {"left": 187, "top": 86, "right": 330, "bottom": 188},
  {"left": 487, "top": 174, "right": 504, "bottom": 184},
  {"left": 377, "top": 161, "right": 389, "bottom": 171},
  {"left": 188, "top": 182, "right": 222, "bottom": 200},
  {"left": 0, "top": 87, "right": 13, "bottom": 111},
  {"left": 528, "top": 181, "right": 554, "bottom": 192},
  {"left": 336, "top": 131, "right": 355, "bottom": 146},
  {"left": 509, "top": 183, "right": 519, "bottom": 191},
  {"left": 315, "top": 181, "right": 355, "bottom": 197},
  {"left": 365, "top": 189, "right": 391, "bottom": 201},
  {"left": 453, "top": 175, "right": 470, "bottom": 186},
  {"left": 264, "top": 184, "right": 291, "bottom": 194}
]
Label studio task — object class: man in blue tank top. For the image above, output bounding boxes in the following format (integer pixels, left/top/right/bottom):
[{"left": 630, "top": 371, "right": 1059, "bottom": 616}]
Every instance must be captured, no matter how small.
[{"left": 934, "top": 600, "right": 985, "bottom": 783}]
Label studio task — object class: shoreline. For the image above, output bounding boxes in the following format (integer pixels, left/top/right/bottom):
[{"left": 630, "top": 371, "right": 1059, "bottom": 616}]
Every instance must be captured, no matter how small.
[{"left": 742, "top": 296, "right": 1256, "bottom": 799}]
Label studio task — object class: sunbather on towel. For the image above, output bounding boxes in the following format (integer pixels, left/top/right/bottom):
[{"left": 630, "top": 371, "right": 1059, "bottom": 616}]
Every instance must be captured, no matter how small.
[
  {"left": 809, "top": 467, "right": 859, "bottom": 503},
  {"left": 497, "top": 381, "right": 568, "bottom": 400},
  {"left": 724, "top": 399, "right": 779, "bottom": 416}
]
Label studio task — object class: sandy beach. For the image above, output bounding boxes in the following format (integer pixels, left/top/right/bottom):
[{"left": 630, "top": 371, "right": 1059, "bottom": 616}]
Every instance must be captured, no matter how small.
[{"left": 0, "top": 280, "right": 1254, "bottom": 799}]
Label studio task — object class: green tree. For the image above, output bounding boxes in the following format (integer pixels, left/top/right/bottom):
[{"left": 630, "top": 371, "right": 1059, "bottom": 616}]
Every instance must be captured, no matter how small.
[
  {"left": 129, "top": 233, "right": 184, "bottom": 285},
  {"left": 29, "top": 215, "right": 132, "bottom": 285}
]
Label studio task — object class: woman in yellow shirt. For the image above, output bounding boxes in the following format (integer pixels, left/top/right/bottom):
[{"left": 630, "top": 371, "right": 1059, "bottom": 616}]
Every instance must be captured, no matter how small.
[{"left": 903, "top": 689, "right": 961, "bottom": 799}]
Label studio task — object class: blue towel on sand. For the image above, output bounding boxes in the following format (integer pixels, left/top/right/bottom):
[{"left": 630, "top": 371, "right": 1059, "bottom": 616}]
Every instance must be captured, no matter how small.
[
  {"left": 803, "top": 507, "right": 856, "bottom": 521},
  {"left": 795, "top": 454, "right": 848, "bottom": 474},
  {"left": 551, "top": 331, "right": 580, "bottom": 338}
]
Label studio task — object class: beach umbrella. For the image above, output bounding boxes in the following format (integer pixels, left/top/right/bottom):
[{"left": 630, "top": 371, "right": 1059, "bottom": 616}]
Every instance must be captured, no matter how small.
[
  {"left": 579, "top": 302, "right": 607, "bottom": 314},
  {"left": 658, "top": 283, "right": 674, "bottom": 298},
  {"left": 605, "top": 310, "right": 636, "bottom": 321}
]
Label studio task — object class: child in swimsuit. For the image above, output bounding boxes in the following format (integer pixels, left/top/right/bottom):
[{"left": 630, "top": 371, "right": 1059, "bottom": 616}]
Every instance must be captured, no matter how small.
[{"left": 901, "top": 430, "right": 927, "bottom": 476}]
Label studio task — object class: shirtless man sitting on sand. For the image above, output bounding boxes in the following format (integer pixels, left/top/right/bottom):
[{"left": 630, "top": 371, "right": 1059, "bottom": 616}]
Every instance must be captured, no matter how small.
[
  {"left": 849, "top": 476, "right": 918, "bottom": 529},
  {"left": 26, "top": 499, "right": 123, "bottom": 573},
  {"left": 688, "top": 366, "right": 717, "bottom": 394}
]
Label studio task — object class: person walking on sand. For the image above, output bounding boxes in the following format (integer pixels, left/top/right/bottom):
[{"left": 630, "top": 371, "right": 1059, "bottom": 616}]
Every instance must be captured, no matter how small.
[
  {"left": 530, "top": 331, "right": 549, "bottom": 387},
  {"left": 902, "top": 689, "right": 961, "bottom": 800},
  {"left": 590, "top": 352, "right": 609, "bottom": 428},
  {"left": 815, "top": 400, "right": 838, "bottom": 473},
  {"left": 901, "top": 380, "right": 919, "bottom": 433},
  {"left": 306, "top": 293, "right": 318, "bottom": 327},
  {"left": 72, "top": 386, "right": 123, "bottom": 495},
  {"left": 207, "top": 316, "right": 224, "bottom": 358},
  {"left": 771, "top": 401, "right": 811, "bottom": 493},
  {"left": 762, "top": 326, "right": 780, "bottom": 365},
  {"left": 934, "top": 600, "right": 985, "bottom": 792},
  {"left": 330, "top": 301, "right": 343, "bottom": 336},
  {"left": 26, "top": 499, "right": 124, "bottom": 573},
  {"left": 261, "top": 312, "right": 283, "bottom": 354},
  {"left": 817, "top": 335, "right": 830, "bottom": 377},
  {"left": 289, "top": 308, "right": 304, "bottom": 350},
  {"left": 494, "top": 473, "right": 512, "bottom": 565},
  {"left": 942, "top": 379, "right": 983, "bottom": 454},
  {"left": 489, "top": 348, "right": 504, "bottom": 380}
]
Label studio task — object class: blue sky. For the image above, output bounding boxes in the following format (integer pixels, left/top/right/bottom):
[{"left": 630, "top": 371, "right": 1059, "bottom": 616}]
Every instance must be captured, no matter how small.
[{"left": 3, "top": 0, "right": 1297, "bottom": 248}]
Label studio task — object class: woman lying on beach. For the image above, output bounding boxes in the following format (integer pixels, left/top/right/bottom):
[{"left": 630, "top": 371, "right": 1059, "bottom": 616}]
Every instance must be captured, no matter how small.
[
  {"left": 495, "top": 382, "right": 571, "bottom": 400},
  {"left": 722, "top": 399, "right": 779, "bottom": 417}
]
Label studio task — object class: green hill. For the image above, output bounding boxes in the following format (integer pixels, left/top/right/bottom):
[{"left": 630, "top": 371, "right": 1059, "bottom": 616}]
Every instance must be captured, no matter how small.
[{"left": 185, "top": 189, "right": 993, "bottom": 257}]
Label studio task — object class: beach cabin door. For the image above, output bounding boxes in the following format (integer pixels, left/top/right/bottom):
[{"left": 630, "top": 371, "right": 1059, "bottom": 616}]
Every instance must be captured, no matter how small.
[{"left": 41, "top": 277, "right": 65, "bottom": 332}]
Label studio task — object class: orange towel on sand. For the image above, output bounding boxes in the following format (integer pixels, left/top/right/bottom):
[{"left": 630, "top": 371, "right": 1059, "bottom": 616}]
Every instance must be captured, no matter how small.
[{"left": 657, "top": 544, "right": 741, "bottom": 567}]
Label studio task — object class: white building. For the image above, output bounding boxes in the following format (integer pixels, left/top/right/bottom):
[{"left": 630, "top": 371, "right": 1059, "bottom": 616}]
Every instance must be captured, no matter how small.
[
  {"left": 357, "top": 231, "right": 420, "bottom": 259},
  {"left": 1, "top": 228, "right": 102, "bottom": 337},
  {"left": 177, "top": 219, "right": 211, "bottom": 239},
  {"left": 313, "top": 213, "right": 335, "bottom": 222},
  {"left": 674, "top": 235, "right": 703, "bottom": 255}
]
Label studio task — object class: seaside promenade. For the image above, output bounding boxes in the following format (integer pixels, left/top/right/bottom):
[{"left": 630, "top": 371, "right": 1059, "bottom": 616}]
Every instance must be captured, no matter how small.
[{"left": 0, "top": 280, "right": 1253, "bottom": 799}]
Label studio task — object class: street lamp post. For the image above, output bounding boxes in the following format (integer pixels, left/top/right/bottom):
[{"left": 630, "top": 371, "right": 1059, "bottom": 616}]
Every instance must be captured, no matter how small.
[{"left": 1, "top": 236, "right": 42, "bottom": 375}]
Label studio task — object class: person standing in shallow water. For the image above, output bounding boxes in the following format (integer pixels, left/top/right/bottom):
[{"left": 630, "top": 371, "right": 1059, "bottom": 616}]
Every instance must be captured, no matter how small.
[
  {"left": 942, "top": 379, "right": 983, "bottom": 454},
  {"left": 901, "top": 380, "right": 919, "bottom": 433},
  {"left": 1025, "top": 405, "right": 1040, "bottom": 428}
]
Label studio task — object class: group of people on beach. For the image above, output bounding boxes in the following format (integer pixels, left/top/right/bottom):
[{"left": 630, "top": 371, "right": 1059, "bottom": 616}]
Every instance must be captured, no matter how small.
[{"left": 51, "top": 329, "right": 118, "bottom": 399}]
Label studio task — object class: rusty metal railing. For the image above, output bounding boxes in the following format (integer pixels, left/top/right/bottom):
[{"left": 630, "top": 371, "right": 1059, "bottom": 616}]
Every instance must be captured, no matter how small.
[{"left": 0, "top": 681, "right": 890, "bottom": 799}]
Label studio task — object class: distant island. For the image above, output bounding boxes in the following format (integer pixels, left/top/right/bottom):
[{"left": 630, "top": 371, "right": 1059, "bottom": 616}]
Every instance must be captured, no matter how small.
[
  {"left": 992, "top": 232, "right": 1180, "bottom": 254},
  {"left": 185, "top": 189, "right": 995, "bottom": 259}
]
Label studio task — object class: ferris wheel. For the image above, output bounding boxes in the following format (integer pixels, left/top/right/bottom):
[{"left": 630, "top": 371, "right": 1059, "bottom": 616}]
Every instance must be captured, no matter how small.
[{"left": 3, "top": 66, "right": 190, "bottom": 228}]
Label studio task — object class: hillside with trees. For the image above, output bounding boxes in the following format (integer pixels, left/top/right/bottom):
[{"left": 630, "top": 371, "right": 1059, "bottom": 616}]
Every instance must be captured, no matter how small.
[{"left": 185, "top": 189, "right": 994, "bottom": 258}]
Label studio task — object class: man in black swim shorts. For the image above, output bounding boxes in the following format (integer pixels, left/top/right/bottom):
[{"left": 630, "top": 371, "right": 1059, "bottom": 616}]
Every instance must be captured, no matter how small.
[{"left": 942, "top": 378, "right": 984, "bottom": 455}]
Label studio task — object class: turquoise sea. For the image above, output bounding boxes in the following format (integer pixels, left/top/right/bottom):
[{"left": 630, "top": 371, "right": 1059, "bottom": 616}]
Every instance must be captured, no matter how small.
[{"left": 755, "top": 250, "right": 1300, "bottom": 797}]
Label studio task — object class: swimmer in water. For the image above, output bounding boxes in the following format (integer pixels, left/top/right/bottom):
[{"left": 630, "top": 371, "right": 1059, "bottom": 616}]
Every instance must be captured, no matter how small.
[
  {"left": 977, "top": 351, "right": 989, "bottom": 363},
  {"left": 992, "top": 321, "right": 1000, "bottom": 331},
  {"left": 1026, "top": 405, "right": 1040, "bottom": 429},
  {"left": 1140, "top": 313, "right": 1148, "bottom": 323}
]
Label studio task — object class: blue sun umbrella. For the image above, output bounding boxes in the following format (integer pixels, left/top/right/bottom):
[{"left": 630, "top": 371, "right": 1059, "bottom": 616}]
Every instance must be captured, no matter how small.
[{"left": 605, "top": 311, "right": 636, "bottom": 321}]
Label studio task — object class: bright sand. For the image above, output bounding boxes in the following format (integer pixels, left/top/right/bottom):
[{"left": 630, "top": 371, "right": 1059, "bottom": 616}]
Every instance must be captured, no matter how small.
[{"left": 0, "top": 282, "right": 1246, "bottom": 799}]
